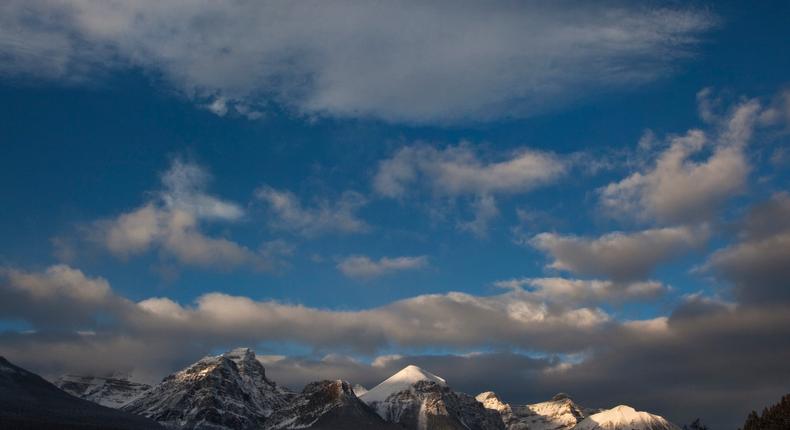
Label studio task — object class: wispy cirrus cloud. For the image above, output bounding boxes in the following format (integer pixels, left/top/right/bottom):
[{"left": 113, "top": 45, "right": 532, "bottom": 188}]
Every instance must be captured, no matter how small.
[{"left": 0, "top": 1, "right": 715, "bottom": 123}]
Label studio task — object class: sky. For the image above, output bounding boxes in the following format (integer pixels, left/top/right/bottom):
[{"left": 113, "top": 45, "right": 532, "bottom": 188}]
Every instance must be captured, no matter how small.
[{"left": 1, "top": 1, "right": 789, "bottom": 428}]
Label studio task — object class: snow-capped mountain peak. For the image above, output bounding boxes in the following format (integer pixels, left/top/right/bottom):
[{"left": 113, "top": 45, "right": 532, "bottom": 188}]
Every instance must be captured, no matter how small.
[
  {"left": 479, "top": 391, "right": 594, "bottom": 430},
  {"left": 476, "top": 391, "right": 512, "bottom": 414},
  {"left": 122, "top": 347, "right": 293, "bottom": 430},
  {"left": 360, "top": 364, "right": 446, "bottom": 404},
  {"left": 574, "top": 404, "right": 680, "bottom": 430},
  {"left": 361, "top": 366, "right": 503, "bottom": 429}
]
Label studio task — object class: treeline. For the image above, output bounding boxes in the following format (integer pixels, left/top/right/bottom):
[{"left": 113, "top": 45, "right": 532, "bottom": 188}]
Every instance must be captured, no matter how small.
[{"left": 741, "top": 394, "right": 790, "bottom": 430}]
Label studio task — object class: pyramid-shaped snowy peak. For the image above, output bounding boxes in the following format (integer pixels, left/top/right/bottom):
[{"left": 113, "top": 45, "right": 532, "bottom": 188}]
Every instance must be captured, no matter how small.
[{"left": 359, "top": 365, "right": 446, "bottom": 404}]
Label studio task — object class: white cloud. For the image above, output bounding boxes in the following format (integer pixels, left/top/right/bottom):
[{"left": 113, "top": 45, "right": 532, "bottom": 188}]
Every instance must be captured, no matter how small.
[
  {"left": 374, "top": 143, "right": 567, "bottom": 198},
  {"left": 159, "top": 158, "right": 244, "bottom": 221},
  {"left": 0, "top": 1, "right": 715, "bottom": 123},
  {"left": 531, "top": 226, "right": 708, "bottom": 281},
  {"left": 599, "top": 98, "right": 762, "bottom": 224},
  {"left": 255, "top": 186, "right": 368, "bottom": 236},
  {"left": 204, "top": 97, "right": 228, "bottom": 117},
  {"left": 337, "top": 255, "right": 428, "bottom": 279},
  {"left": 374, "top": 142, "right": 567, "bottom": 236},
  {"left": 457, "top": 195, "right": 500, "bottom": 238},
  {"left": 90, "top": 159, "right": 271, "bottom": 270}
]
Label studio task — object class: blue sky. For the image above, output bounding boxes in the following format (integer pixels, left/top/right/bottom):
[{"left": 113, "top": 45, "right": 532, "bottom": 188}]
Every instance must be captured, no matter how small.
[{"left": 1, "top": 1, "right": 790, "bottom": 427}]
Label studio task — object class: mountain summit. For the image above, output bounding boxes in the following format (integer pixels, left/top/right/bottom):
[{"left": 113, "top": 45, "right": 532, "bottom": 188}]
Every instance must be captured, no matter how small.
[
  {"left": 264, "top": 379, "right": 396, "bottom": 429},
  {"left": 360, "top": 364, "right": 446, "bottom": 404},
  {"left": 361, "top": 365, "right": 504, "bottom": 430},
  {"left": 478, "top": 391, "right": 599, "bottom": 430},
  {"left": 122, "top": 347, "right": 292, "bottom": 429},
  {"left": 574, "top": 405, "right": 680, "bottom": 430}
]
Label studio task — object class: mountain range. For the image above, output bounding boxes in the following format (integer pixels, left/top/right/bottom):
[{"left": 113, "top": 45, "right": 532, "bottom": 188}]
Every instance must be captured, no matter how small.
[{"left": 1, "top": 348, "right": 681, "bottom": 430}]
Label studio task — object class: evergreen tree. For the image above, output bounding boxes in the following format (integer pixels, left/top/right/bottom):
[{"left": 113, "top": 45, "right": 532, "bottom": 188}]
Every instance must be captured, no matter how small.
[
  {"left": 683, "top": 418, "right": 709, "bottom": 430},
  {"left": 739, "top": 394, "right": 790, "bottom": 430}
]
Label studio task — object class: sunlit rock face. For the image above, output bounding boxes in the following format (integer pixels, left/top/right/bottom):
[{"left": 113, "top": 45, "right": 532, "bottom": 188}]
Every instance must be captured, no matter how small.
[
  {"left": 574, "top": 405, "right": 680, "bottom": 430},
  {"left": 478, "top": 391, "right": 599, "bottom": 430},
  {"left": 122, "top": 348, "right": 292, "bottom": 430}
]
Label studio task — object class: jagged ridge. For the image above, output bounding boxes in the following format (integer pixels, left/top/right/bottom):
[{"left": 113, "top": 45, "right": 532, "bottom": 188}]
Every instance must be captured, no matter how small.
[
  {"left": 122, "top": 348, "right": 292, "bottom": 429},
  {"left": 265, "top": 379, "right": 396, "bottom": 429}
]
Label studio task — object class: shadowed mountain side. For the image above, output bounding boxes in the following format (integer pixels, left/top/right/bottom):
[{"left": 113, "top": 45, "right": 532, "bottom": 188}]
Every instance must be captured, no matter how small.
[{"left": 0, "top": 356, "right": 163, "bottom": 430}]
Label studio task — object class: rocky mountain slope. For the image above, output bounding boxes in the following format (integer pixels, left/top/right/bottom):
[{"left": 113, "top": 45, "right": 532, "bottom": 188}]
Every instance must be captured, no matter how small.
[
  {"left": 122, "top": 348, "right": 292, "bottom": 429},
  {"left": 360, "top": 364, "right": 504, "bottom": 430},
  {"left": 54, "top": 374, "right": 151, "bottom": 408},
  {"left": 264, "top": 379, "right": 397, "bottom": 429},
  {"left": 0, "top": 356, "right": 163, "bottom": 429}
]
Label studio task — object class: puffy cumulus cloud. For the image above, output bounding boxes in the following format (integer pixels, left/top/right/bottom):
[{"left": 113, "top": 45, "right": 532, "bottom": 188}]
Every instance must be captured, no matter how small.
[
  {"left": 337, "top": 255, "right": 428, "bottom": 280},
  {"left": 374, "top": 142, "right": 567, "bottom": 236},
  {"left": 599, "top": 98, "right": 762, "bottom": 224},
  {"left": 89, "top": 159, "right": 277, "bottom": 270},
  {"left": 97, "top": 206, "right": 262, "bottom": 269},
  {"left": 374, "top": 143, "right": 567, "bottom": 199},
  {"left": 531, "top": 226, "right": 708, "bottom": 282},
  {"left": 255, "top": 186, "right": 368, "bottom": 237},
  {"left": 494, "top": 277, "right": 667, "bottom": 305},
  {"left": 0, "top": 1, "right": 714, "bottom": 123},
  {"left": 704, "top": 192, "right": 790, "bottom": 304}
]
